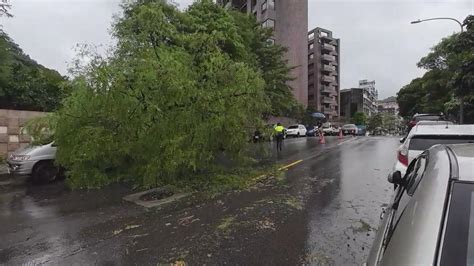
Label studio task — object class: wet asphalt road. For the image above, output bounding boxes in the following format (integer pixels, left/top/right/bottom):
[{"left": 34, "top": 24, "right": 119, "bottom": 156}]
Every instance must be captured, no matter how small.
[{"left": 0, "top": 136, "right": 400, "bottom": 265}]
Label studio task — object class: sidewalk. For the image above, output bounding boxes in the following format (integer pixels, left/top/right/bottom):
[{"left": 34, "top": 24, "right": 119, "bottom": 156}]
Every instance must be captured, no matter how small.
[{"left": 0, "top": 163, "right": 8, "bottom": 180}]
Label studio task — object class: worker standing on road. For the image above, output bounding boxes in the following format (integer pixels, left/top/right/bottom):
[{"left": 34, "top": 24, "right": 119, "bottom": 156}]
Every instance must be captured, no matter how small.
[{"left": 274, "top": 123, "right": 285, "bottom": 152}]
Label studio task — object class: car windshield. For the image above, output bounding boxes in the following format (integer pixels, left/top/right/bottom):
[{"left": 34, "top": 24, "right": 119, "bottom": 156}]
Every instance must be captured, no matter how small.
[
  {"left": 440, "top": 182, "right": 474, "bottom": 265},
  {"left": 288, "top": 126, "right": 298, "bottom": 129},
  {"left": 408, "top": 135, "right": 474, "bottom": 150},
  {"left": 343, "top": 125, "right": 356, "bottom": 129}
]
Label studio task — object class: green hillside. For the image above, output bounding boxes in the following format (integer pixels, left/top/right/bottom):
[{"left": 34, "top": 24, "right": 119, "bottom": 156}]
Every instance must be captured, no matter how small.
[{"left": 0, "top": 29, "right": 67, "bottom": 111}]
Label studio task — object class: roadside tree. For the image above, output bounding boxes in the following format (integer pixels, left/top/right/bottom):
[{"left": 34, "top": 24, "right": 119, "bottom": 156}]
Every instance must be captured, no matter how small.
[
  {"left": 368, "top": 113, "right": 383, "bottom": 131},
  {"left": 351, "top": 112, "right": 367, "bottom": 125},
  {"left": 397, "top": 15, "right": 474, "bottom": 122},
  {"left": 44, "top": 0, "right": 294, "bottom": 189}
]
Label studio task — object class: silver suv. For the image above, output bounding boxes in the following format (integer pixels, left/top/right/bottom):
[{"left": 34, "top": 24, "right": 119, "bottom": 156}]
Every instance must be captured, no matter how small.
[
  {"left": 367, "top": 144, "right": 474, "bottom": 265},
  {"left": 7, "top": 142, "right": 60, "bottom": 184}
]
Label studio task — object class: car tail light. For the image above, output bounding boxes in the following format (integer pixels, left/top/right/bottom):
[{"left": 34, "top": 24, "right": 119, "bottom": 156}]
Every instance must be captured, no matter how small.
[{"left": 398, "top": 146, "right": 409, "bottom": 166}]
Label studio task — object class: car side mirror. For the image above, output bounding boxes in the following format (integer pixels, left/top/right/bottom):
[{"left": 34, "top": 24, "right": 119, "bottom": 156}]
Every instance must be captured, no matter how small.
[
  {"left": 388, "top": 171, "right": 403, "bottom": 185},
  {"left": 399, "top": 137, "right": 406, "bottom": 143}
]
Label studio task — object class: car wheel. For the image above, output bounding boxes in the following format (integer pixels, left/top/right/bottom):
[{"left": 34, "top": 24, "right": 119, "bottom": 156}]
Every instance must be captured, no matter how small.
[
  {"left": 32, "top": 161, "right": 59, "bottom": 184},
  {"left": 297, "top": 132, "right": 300, "bottom": 137}
]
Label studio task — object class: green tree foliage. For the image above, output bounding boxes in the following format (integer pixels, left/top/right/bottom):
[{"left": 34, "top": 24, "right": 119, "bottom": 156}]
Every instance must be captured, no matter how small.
[
  {"left": 226, "top": 5, "right": 299, "bottom": 117},
  {"left": 0, "top": 29, "right": 67, "bottom": 111},
  {"left": 397, "top": 15, "right": 474, "bottom": 122},
  {"left": 368, "top": 113, "right": 383, "bottom": 131},
  {"left": 381, "top": 113, "right": 400, "bottom": 132},
  {"left": 301, "top": 106, "right": 317, "bottom": 126},
  {"left": 50, "top": 0, "right": 294, "bottom": 189},
  {"left": 351, "top": 112, "right": 367, "bottom": 125}
]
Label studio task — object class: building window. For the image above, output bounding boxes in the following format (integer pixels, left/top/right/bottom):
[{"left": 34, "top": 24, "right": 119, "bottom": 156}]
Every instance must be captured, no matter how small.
[
  {"left": 309, "top": 53, "right": 314, "bottom": 60},
  {"left": 269, "top": 0, "right": 275, "bottom": 10},
  {"left": 261, "top": 0, "right": 267, "bottom": 11},
  {"left": 308, "top": 32, "right": 315, "bottom": 40},
  {"left": 308, "top": 63, "right": 314, "bottom": 69},
  {"left": 262, "top": 19, "right": 275, "bottom": 29},
  {"left": 309, "top": 94, "right": 314, "bottom": 100},
  {"left": 309, "top": 73, "right": 314, "bottom": 80},
  {"left": 309, "top": 43, "right": 314, "bottom": 50}
]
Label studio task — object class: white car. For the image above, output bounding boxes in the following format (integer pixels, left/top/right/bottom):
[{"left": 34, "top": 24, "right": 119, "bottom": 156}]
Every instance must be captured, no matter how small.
[
  {"left": 286, "top": 124, "right": 307, "bottom": 137},
  {"left": 322, "top": 123, "right": 338, "bottom": 136},
  {"left": 394, "top": 124, "right": 474, "bottom": 176}
]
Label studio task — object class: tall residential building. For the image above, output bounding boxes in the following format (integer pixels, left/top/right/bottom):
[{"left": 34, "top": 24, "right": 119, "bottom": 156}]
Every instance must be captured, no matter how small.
[
  {"left": 218, "top": 0, "right": 309, "bottom": 106},
  {"left": 340, "top": 81, "right": 378, "bottom": 120},
  {"left": 358, "top": 80, "right": 378, "bottom": 116},
  {"left": 377, "top": 96, "right": 399, "bottom": 116},
  {"left": 307, "top": 27, "right": 340, "bottom": 121}
]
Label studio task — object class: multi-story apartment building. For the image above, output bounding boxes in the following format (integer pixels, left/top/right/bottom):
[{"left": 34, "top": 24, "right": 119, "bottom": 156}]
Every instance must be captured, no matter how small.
[
  {"left": 218, "top": 0, "right": 308, "bottom": 107},
  {"left": 340, "top": 80, "right": 379, "bottom": 120},
  {"left": 307, "top": 27, "right": 340, "bottom": 120},
  {"left": 358, "top": 80, "right": 378, "bottom": 116},
  {"left": 377, "top": 96, "right": 399, "bottom": 116}
]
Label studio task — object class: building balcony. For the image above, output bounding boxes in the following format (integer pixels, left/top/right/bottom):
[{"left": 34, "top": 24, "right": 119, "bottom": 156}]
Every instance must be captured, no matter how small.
[
  {"left": 322, "top": 96, "right": 337, "bottom": 105},
  {"left": 322, "top": 75, "right": 336, "bottom": 83},
  {"left": 322, "top": 65, "right": 336, "bottom": 73},
  {"left": 322, "top": 108, "right": 338, "bottom": 118},
  {"left": 322, "top": 54, "right": 336, "bottom": 62},
  {"left": 322, "top": 43, "right": 336, "bottom": 52},
  {"left": 322, "top": 85, "right": 336, "bottom": 94}
]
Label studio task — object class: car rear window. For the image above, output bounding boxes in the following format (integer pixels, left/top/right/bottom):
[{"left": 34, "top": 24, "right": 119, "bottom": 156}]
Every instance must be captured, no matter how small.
[
  {"left": 440, "top": 182, "right": 474, "bottom": 265},
  {"left": 288, "top": 126, "right": 298, "bottom": 129},
  {"left": 414, "top": 115, "right": 442, "bottom": 122},
  {"left": 408, "top": 135, "right": 474, "bottom": 150}
]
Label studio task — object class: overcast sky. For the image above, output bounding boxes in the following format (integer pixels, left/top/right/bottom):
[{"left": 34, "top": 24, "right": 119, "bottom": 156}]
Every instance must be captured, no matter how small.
[{"left": 1, "top": 0, "right": 473, "bottom": 99}]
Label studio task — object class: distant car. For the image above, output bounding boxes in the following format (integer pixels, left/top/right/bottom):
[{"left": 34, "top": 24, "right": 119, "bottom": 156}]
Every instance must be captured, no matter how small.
[
  {"left": 394, "top": 124, "right": 474, "bottom": 176},
  {"left": 330, "top": 126, "right": 340, "bottom": 136},
  {"left": 356, "top": 125, "right": 367, "bottom": 136},
  {"left": 7, "top": 142, "right": 61, "bottom": 184},
  {"left": 407, "top": 113, "right": 446, "bottom": 133},
  {"left": 306, "top": 125, "right": 318, "bottom": 137},
  {"left": 321, "top": 123, "right": 339, "bottom": 136},
  {"left": 342, "top": 124, "right": 358, "bottom": 135},
  {"left": 286, "top": 124, "right": 307, "bottom": 137},
  {"left": 367, "top": 144, "right": 474, "bottom": 265}
]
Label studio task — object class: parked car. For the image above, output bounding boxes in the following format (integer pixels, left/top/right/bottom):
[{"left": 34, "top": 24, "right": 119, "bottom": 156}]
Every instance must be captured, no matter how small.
[
  {"left": 7, "top": 142, "right": 61, "bottom": 184},
  {"left": 406, "top": 113, "right": 447, "bottom": 133},
  {"left": 286, "top": 124, "right": 307, "bottom": 137},
  {"left": 321, "top": 123, "right": 339, "bottom": 136},
  {"left": 342, "top": 124, "right": 358, "bottom": 135},
  {"left": 394, "top": 124, "right": 474, "bottom": 176},
  {"left": 356, "top": 125, "right": 367, "bottom": 136},
  {"left": 367, "top": 144, "right": 474, "bottom": 265},
  {"left": 306, "top": 125, "right": 318, "bottom": 137}
]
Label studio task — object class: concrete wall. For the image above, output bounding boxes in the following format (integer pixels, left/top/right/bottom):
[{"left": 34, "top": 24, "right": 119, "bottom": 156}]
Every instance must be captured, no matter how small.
[{"left": 0, "top": 109, "right": 47, "bottom": 158}]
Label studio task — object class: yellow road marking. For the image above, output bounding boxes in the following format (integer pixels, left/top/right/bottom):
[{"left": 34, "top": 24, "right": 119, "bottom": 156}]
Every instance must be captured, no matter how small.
[{"left": 278, "top": 160, "right": 303, "bottom": 171}]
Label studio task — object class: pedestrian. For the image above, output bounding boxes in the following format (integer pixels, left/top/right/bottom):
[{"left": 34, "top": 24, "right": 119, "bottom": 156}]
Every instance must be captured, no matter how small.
[{"left": 274, "top": 123, "right": 285, "bottom": 151}]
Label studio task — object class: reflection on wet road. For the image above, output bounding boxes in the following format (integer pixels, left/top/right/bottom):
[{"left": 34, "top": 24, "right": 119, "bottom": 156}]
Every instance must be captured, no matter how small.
[
  {"left": 304, "top": 137, "right": 398, "bottom": 264},
  {"left": 0, "top": 136, "right": 400, "bottom": 264}
]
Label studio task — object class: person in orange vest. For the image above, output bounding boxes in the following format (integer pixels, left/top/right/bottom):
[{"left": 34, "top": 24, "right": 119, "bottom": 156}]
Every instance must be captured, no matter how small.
[{"left": 274, "top": 123, "right": 286, "bottom": 152}]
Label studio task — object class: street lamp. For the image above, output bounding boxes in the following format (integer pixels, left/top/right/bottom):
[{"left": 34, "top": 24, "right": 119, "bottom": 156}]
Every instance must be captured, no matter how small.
[{"left": 410, "top": 17, "right": 465, "bottom": 123}]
